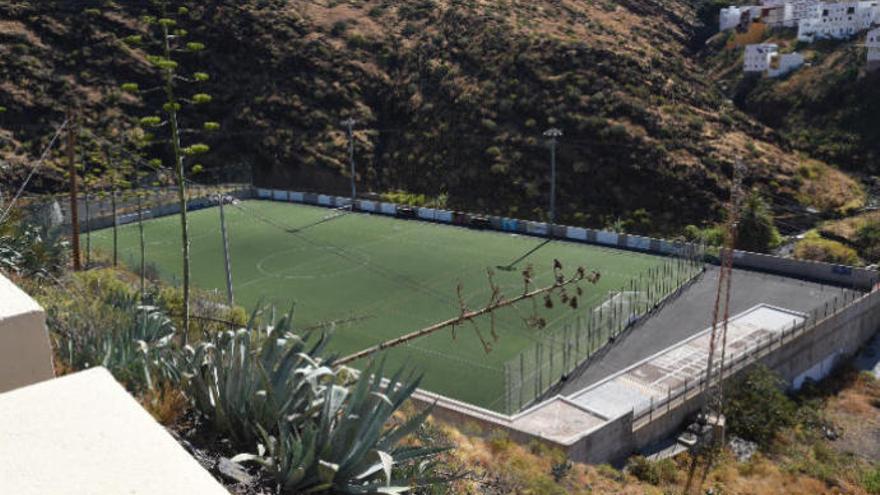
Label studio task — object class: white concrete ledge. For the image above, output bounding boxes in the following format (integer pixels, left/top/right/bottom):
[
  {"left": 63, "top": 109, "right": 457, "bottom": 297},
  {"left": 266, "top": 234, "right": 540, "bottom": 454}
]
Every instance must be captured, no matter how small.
[
  {"left": 0, "top": 273, "right": 54, "bottom": 393},
  {"left": 0, "top": 367, "right": 228, "bottom": 495}
]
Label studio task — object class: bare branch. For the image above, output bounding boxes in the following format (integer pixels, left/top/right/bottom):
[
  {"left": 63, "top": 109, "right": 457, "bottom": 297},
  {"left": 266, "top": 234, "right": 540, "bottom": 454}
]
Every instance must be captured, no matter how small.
[{"left": 332, "top": 264, "right": 598, "bottom": 367}]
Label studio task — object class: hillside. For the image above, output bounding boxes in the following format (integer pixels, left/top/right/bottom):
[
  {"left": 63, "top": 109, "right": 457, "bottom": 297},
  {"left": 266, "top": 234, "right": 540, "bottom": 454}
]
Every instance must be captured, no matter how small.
[
  {"left": 702, "top": 25, "right": 880, "bottom": 180},
  {"left": 0, "top": 0, "right": 861, "bottom": 233}
]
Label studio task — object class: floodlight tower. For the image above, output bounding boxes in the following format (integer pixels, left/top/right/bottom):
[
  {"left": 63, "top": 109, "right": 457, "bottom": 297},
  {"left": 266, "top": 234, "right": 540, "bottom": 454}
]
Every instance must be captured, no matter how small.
[
  {"left": 544, "top": 128, "right": 563, "bottom": 230},
  {"left": 342, "top": 118, "right": 357, "bottom": 209}
]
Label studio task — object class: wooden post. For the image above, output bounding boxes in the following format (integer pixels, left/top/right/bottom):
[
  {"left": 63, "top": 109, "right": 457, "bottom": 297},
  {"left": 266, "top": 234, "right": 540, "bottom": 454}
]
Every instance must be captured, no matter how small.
[{"left": 66, "top": 108, "right": 81, "bottom": 271}]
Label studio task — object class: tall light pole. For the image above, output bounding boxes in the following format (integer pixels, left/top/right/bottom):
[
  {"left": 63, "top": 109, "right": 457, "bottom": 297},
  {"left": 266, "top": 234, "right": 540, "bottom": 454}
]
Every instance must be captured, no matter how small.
[
  {"left": 217, "top": 193, "right": 234, "bottom": 307},
  {"left": 342, "top": 118, "right": 357, "bottom": 209},
  {"left": 543, "top": 128, "right": 563, "bottom": 230}
]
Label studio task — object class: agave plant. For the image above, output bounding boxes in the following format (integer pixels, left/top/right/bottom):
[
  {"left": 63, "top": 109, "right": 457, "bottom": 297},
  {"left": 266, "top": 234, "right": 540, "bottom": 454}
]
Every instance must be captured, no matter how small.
[
  {"left": 179, "top": 308, "right": 446, "bottom": 494},
  {"left": 0, "top": 205, "right": 69, "bottom": 278},
  {"left": 233, "top": 359, "right": 444, "bottom": 494},
  {"left": 52, "top": 288, "right": 178, "bottom": 392},
  {"left": 179, "top": 309, "right": 333, "bottom": 446}
]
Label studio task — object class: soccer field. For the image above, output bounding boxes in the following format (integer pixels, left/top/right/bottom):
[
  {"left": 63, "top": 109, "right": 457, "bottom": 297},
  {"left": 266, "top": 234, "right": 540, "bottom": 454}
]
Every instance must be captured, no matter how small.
[{"left": 91, "top": 200, "right": 669, "bottom": 410}]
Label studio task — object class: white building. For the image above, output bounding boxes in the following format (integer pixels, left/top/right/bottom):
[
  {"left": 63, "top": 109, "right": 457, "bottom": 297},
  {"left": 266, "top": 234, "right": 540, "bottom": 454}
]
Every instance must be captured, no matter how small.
[
  {"left": 868, "top": 27, "right": 880, "bottom": 70},
  {"left": 787, "top": 0, "right": 823, "bottom": 26},
  {"left": 768, "top": 51, "right": 806, "bottom": 76},
  {"left": 744, "top": 43, "right": 780, "bottom": 72},
  {"left": 798, "top": 1, "right": 880, "bottom": 41},
  {"left": 721, "top": 5, "right": 758, "bottom": 31},
  {"left": 762, "top": 3, "right": 790, "bottom": 27}
]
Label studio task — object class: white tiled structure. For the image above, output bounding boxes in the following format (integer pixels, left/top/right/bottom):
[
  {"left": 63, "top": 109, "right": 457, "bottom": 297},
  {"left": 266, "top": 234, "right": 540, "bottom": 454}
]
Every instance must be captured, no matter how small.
[
  {"left": 868, "top": 27, "right": 880, "bottom": 69},
  {"left": 798, "top": 1, "right": 880, "bottom": 41},
  {"left": 0, "top": 368, "right": 229, "bottom": 495},
  {"left": 744, "top": 43, "right": 780, "bottom": 72},
  {"left": 0, "top": 273, "right": 54, "bottom": 393}
]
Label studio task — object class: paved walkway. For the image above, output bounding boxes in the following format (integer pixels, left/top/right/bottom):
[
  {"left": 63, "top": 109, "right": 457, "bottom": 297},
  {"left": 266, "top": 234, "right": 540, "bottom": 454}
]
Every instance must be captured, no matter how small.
[{"left": 560, "top": 266, "right": 858, "bottom": 395}]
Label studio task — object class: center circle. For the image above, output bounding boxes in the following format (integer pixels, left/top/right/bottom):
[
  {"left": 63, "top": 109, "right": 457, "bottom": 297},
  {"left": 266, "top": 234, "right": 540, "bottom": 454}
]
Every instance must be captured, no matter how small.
[{"left": 256, "top": 245, "right": 371, "bottom": 280}]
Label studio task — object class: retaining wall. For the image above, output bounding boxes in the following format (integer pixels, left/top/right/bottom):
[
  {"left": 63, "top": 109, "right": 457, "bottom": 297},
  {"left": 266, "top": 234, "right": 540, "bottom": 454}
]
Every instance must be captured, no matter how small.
[
  {"left": 631, "top": 289, "right": 880, "bottom": 452},
  {"left": 409, "top": 287, "right": 880, "bottom": 465}
]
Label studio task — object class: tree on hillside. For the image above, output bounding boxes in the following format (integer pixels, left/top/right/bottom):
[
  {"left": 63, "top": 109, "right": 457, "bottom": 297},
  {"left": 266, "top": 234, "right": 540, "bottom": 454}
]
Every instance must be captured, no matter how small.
[
  {"left": 736, "top": 190, "right": 781, "bottom": 253},
  {"left": 120, "top": 1, "right": 218, "bottom": 340}
]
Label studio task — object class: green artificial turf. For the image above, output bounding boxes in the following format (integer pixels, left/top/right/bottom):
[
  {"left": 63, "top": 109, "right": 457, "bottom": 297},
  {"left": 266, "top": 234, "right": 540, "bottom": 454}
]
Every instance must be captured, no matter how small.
[{"left": 91, "top": 200, "right": 668, "bottom": 410}]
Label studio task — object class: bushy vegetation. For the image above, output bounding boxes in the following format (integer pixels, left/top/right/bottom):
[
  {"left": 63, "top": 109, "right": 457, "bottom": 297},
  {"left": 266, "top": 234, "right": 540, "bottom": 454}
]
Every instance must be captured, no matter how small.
[
  {"left": 725, "top": 365, "right": 797, "bottom": 449},
  {"left": 856, "top": 221, "right": 880, "bottom": 264},
  {"left": 626, "top": 455, "right": 678, "bottom": 485},
  {"left": 0, "top": 204, "right": 68, "bottom": 278},
  {"left": 794, "top": 234, "right": 859, "bottom": 265},
  {"left": 25, "top": 253, "right": 446, "bottom": 495}
]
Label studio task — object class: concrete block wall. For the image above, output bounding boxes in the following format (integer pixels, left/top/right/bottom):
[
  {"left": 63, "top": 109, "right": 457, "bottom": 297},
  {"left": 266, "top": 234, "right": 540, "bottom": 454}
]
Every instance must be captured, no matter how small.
[{"left": 0, "top": 368, "right": 228, "bottom": 494}]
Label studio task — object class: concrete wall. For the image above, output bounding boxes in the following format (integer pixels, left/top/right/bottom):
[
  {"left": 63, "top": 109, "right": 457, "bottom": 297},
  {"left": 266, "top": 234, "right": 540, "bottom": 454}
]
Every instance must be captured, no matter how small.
[
  {"left": 568, "top": 412, "right": 635, "bottom": 465},
  {"left": 631, "top": 289, "right": 880, "bottom": 452},
  {"left": 0, "top": 274, "right": 54, "bottom": 394},
  {"left": 731, "top": 250, "right": 876, "bottom": 290},
  {"left": 0, "top": 368, "right": 228, "bottom": 494}
]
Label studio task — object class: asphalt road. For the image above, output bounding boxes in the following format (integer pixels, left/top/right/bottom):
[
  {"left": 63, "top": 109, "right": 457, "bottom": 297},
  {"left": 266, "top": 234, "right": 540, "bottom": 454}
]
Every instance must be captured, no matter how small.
[{"left": 560, "top": 265, "right": 860, "bottom": 395}]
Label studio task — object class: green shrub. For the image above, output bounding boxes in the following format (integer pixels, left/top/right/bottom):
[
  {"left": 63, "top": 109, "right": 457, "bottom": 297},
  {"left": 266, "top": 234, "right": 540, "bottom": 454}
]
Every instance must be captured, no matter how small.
[
  {"left": 725, "top": 365, "right": 796, "bottom": 448},
  {"left": 856, "top": 222, "right": 880, "bottom": 262},
  {"left": 0, "top": 204, "right": 69, "bottom": 279},
  {"left": 627, "top": 455, "right": 678, "bottom": 485},
  {"left": 793, "top": 238, "right": 859, "bottom": 265},
  {"left": 863, "top": 466, "right": 880, "bottom": 494},
  {"left": 47, "top": 275, "right": 178, "bottom": 393}
]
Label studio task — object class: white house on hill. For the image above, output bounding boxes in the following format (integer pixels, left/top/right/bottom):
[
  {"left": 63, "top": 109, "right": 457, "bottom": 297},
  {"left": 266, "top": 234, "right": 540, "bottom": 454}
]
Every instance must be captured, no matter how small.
[
  {"left": 798, "top": 1, "right": 880, "bottom": 41},
  {"left": 868, "top": 28, "right": 880, "bottom": 70},
  {"left": 744, "top": 44, "right": 806, "bottom": 76},
  {"left": 744, "top": 43, "right": 780, "bottom": 72},
  {"left": 721, "top": 5, "right": 758, "bottom": 31}
]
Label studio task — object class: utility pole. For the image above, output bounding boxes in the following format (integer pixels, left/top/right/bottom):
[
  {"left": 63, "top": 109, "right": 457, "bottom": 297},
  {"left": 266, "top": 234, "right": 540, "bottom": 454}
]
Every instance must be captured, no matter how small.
[
  {"left": 543, "top": 128, "right": 563, "bottom": 230},
  {"left": 687, "top": 157, "right": 746, "bottom": 494},
  {"left": 82, "top": 150, "right": 91, "bottom": 268},
  {"left": 105, "top": 147, "right": 118, "bottom": 267},
  {"left": 218, "top": 193, "right": 234, "bottom": 306},
  {"left": 66, "top": 108, "right": 81, "bottom": 271},
  {"left": 342, "top": 118, "right": 357, "bottom": 210}
]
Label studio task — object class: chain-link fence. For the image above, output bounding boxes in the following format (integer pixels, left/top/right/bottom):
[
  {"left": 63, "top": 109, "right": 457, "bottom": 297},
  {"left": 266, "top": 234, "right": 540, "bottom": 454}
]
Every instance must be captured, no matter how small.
[{"left": 502, "top": 245, "right": 705, "bottom": 414}]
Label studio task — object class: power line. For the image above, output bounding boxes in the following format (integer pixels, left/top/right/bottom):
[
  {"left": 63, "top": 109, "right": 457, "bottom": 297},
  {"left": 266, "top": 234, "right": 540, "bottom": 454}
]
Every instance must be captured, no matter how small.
[{"left": 0, "top": 118, "right": 69, "bottom": 225}]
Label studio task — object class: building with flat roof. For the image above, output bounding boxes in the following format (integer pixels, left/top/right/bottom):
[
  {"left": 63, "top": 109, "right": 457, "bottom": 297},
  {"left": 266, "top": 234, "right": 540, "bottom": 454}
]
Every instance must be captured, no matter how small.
[
  {"left": 744, "top": 43, "right": 780, "bottom": 72},
  {"left": 798, "top": 1, "right": 880, "bottom": 41}
]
